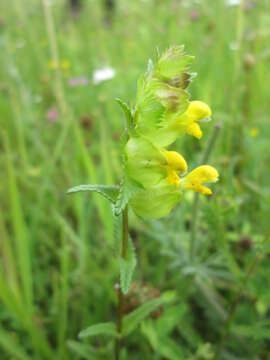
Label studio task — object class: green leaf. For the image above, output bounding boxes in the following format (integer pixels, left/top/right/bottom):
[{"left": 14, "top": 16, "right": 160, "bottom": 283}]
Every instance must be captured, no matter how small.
[
  {"left": 116, "top": 98, "right": 135, "bottom": 135},
  {"left": 122, "top": 291, "right": 175, "bottom": 336},
  {"left": 119, "top": 237, "right": 137, "bottom": 294},
  {"left": 78, "top": 322, "right": 118, "bottom": 339},
  {"left": 67, "top": 340, "right": 99, "bottom": 360},
  {"left": 67, "top": 184, "right": 119, "bottom": 203},
  {"left": 159, "top": 338, "right": 186, "bottom": 360},
  {"left": 0, "top": 327, "right": 31, "bottom": 360},
  {"left": 114, "top": 176, "right": 143, "bottom": 216}
]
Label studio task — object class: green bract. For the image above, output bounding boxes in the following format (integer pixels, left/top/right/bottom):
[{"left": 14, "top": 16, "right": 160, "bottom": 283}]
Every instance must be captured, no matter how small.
[
  {"left": 125, "top": 136, "right": 167, "bottom": 188},
  {"left": 134, "top": 46, "right": 194, "bottom": 148},
  {"left": 130, "top": 182, "right": 182, "bottom": 220}
]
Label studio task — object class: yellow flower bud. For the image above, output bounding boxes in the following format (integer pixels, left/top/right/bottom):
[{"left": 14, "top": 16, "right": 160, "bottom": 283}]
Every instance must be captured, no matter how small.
[{"left": 182, "top": 165, "right": 219, "bottom": 195}]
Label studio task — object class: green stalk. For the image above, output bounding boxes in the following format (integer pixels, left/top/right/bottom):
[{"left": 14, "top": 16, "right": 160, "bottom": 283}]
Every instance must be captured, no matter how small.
[
  {"left": 190, "top": 123, "right": 222, "bottom": 260},
  {"left": 115, "top": 206, "right": 129, "bottom": 360}
]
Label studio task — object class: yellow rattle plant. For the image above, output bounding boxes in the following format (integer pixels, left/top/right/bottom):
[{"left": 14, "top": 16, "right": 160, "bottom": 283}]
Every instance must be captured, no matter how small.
[{"left": 68, "top": 45, "right": 219, "bottom": 360}]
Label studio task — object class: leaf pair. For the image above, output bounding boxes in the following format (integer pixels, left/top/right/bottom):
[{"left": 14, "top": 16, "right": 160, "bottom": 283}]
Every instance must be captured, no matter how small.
[{"left": 78, "top": 291, "right": 175, "bottom": 340}]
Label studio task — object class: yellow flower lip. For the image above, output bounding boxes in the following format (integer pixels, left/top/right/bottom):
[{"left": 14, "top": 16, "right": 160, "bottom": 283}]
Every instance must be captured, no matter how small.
[
  {"left": 182, "top": 165, "right": 219, "bottom": 195},
  {"left": 167, "top": 169, "right": 180, "bottom": 187},
  {"left": 163, "top": 150, "right": 188, "bottom": 174},
  {"left": 187, "top": 101, "right": 212, "bottom": 121}
]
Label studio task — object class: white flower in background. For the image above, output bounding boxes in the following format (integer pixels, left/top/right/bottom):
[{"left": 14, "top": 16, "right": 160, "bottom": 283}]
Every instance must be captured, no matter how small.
[
  {"left": 93, "top": 67, "right": 115, "bottom": 85},
  {"left": 226, "top": 0, "right": 240, "bottom": 6}
]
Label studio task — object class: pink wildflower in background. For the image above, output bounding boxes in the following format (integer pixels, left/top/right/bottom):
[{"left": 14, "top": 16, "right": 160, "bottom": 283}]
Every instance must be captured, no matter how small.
[
  {"left": 46, "top": 107, "right": 59, "bottom": 123},
  {"left": 68, "top": 76, "right": 89, "bottom": 87}
]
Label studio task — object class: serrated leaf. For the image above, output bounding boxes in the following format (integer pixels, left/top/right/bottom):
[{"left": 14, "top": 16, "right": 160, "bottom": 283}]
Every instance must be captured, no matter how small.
[
  {"left": 78, "top": 322, "right": 118, "bottom": 339},
  {"left": 122, "top": 291, "right": 175, "bottom": 336},
  {"left": 119, "top": 237, "right": 137, "bottom": 294},
  {"left": 67, "top": 184, "right": 119, "bottom": 203},
  {"left": 116, "top": 98, "right": 135, "bottom": 135},
  {"left": 156, "top": 45, "right": 194, "bottom": 79},
  {"left": 114, "top": 176, "right": 143, "bottom": 216}
]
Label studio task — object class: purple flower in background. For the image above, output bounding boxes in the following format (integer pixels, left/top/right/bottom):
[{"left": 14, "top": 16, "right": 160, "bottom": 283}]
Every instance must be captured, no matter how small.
[
  {"left": 190, "top": 9, "right": 200, "bottom": 21},
  {"left": 68, "top": 76, "right": 89, "bottom": 87},
  {"left": 46, "top": 107, "right": 59, "bottom": 123}
]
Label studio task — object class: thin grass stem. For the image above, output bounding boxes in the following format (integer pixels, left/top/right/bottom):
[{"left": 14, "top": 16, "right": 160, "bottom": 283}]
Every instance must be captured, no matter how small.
[{"left": 190, "top": 122, "right": 222, "bottom": 260}]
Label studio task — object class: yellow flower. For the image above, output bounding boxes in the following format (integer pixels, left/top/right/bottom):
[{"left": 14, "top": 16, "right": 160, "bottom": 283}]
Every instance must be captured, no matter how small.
[
  {"left": 249, "top": 127, "right": 259, "bottom": 138},
  {"left": 48, "top": 59, "right": 71, "bottom": 71},
  {"left": 61, "top": 60, "right": 71, "bottom": 70},
  {"left": 125, "top": 137, "right": 187, "bottom": 189},
  {"left": 180, "top": 101, "right": 212, "bottom": 140},
  {"left": 167, "top": 169, "right": 180, "bottom": 187},
  {"left": 163, "top": 150, "right": 187, "bottom": 187},
  {"left": 182, "top": 165, "right": 219, "bottom": 195},
  {"left": 163, "top": 150, "right": 187, "bottom": 173}
]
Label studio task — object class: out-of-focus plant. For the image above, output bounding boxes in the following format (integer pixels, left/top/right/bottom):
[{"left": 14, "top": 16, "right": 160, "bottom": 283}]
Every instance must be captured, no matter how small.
[{"left": 67, "top": 46, "right": 219, "bottom": 359}]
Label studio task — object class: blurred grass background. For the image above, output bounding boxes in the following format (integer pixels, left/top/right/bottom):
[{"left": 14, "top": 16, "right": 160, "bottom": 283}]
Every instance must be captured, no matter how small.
[{"left": 0, "top": 0, "right": 270, "bottom": 359}]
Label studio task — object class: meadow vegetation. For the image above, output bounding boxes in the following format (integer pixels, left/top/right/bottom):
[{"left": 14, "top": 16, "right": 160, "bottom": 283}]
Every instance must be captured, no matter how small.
[{"left": 0, "top": 0, "right": 270, "bottom": 359}]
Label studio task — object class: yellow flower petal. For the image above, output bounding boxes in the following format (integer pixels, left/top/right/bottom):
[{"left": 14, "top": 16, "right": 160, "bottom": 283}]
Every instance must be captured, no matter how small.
[
  {"left": 249, "top": 127, "right": 259, "bottom": 138},
  {"left": 167, "top": 169, "right": 180, "bottom": 187},
  {"left": 182, "top": 165, "right": 219, "bottom": 195},
  {"left": 163, "top": 150, "right": 187, "bottom": 173},
  {"left": 186, "top": 122, "right": 202, "bottom": 139},
  {"left": 61, "top": 60, "right": 70, "bottom": 70},
  {"left": 186, "top": 101, "right": 212, "bottom": 121}
]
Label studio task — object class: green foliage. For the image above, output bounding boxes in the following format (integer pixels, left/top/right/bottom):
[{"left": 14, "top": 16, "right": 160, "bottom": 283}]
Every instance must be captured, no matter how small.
[
  {"left": 115, "top": 98, "right": 135, "bottom": 135},
  {"left": 67, "top": 341, "right": 104, "bottom": 360},
  {"left": 123, "top": 291, "right": 175, "bottom": 336},
  {"left": 0, "top": 328, "right": 31, "bottom": 360},
  {"left": 141, "top": 305, "right": 188, "bottom": 360},
  {"left": 78, "top": 322, "right": 118, "bottom": 339}
]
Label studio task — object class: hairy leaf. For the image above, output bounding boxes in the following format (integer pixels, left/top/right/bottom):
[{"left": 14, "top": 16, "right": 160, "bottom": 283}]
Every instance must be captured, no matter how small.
[
  {"left": 116, "top": 98, "right": 135, "bottom": 135},
  {"left": 114, "top": 176, "right": 143, "bottom": 216},
  {"left": 67, "top": 184, "right": 119, "bottom": 203}
]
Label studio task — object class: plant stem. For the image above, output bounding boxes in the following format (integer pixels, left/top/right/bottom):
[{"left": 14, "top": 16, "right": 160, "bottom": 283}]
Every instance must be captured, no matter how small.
[
  {"left": 190, "top": 123, "right": 222, "bottom": 260},
  {"left": 115, "top": 206, "right": 129, "bottom": 360}
]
